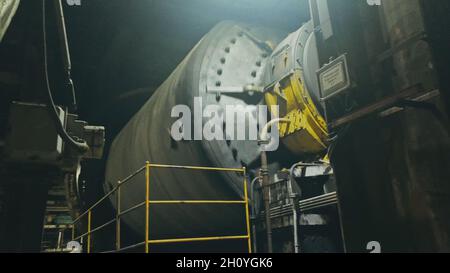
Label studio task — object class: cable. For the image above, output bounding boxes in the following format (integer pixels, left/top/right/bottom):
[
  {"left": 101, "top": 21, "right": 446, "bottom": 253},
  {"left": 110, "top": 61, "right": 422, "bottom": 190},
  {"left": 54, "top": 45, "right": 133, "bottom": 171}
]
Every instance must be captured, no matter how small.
[
  {"left": 42, "top": 0, "right": 89, "bottom": 153},
  {"left": 327, "top": 123, "right": 352, "bottom": 160},
  {"left": 54, "top": 0, "right": 78, "bottom": 111}
]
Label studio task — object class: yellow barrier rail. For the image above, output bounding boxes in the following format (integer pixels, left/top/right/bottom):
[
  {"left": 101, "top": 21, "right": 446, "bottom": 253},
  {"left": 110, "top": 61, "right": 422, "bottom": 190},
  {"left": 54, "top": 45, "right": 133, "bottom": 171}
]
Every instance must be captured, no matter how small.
[{"left": 71, "top": 162, "right": 252, "bottom": 253}]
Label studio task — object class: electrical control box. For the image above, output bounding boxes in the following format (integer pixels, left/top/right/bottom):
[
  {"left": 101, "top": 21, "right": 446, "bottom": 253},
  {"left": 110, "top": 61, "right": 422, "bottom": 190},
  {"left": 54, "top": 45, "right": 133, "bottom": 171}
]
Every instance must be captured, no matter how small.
[{"left": 5, "top": 102, "right": 65, "bottom": 165}]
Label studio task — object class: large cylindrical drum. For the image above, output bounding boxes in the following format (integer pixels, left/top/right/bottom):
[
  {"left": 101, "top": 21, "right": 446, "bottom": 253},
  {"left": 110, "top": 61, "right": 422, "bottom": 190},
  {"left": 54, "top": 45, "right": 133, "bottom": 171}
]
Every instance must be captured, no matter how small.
[{"left": 104, "top": 21, "right": 285, "bottom": 244}]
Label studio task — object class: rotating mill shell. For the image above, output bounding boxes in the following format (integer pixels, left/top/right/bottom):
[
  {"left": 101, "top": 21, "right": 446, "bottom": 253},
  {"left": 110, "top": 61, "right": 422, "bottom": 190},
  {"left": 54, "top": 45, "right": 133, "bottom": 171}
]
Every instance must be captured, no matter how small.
[{"left": 104, "top": 21, "right": 285, "bottom": 242}]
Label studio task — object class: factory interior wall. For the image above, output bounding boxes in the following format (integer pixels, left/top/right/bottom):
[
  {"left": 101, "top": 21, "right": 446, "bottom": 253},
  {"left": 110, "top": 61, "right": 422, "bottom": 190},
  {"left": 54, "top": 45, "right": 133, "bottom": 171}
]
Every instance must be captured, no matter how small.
[
  {"left": 331, "top": 0, "right": 450, "bottom": 253},
  {"left": 333, "top": 110, "right": 450, "bottom": 252}
]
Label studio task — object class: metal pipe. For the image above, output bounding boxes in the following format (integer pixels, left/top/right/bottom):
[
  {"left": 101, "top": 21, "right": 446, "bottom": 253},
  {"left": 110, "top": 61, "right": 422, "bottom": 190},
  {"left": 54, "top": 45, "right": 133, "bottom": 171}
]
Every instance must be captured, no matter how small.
[
  {"left": 250, "top": 176, "right": 260, "bottom": 253},
  {"left": 289, "top": 163, "right": 303, "bottom": 253},
  {"left": 148, "top": 235, "right": 249, "bottom": 244},
  {"left": 87, "top": 210, "right": 91, "bottom": 253},
  {"left": 53, "top": 0, "right": 71, "bottom": 74},
  {"left": 256, "top": 192, "right": 338, "bottom": 219},
  {"left": 145, "top": 162, "right": 150, "bottom": 253},
  {"left": 148, "top": 200, "right": 246, "bottom": 204},
  {"left": 259, "top": 150, "right": 272, "bottom": 253},
  {"left": 243, "top": 168, "right": 253, "bottom": 253},
  {"left": 57, "top": 230, "right": 63, "bottom": 251},
  {"left": 259, "top": 118, "right": 290, "bottom": 144},
  {"left": 259, "top": 118, "right": 290, "bottom": 253},
  {"left": 116, "top": 182, "right": 121, "bottom": 251},
  {"left": 308, "top": 0, "right": 320, "bottom": 30},
  {"left": 106, "top": 241, "right": 146, "bottom": 253},
  {"left": 118, "top": 201, "right": 146, "bottom": 217},
  {"left": 53, "top": 0, "right": 77, "bottom": 110},
  {"left": 88, "top": 218, "right": 116, "bottom": 236},
  {"left": 147, "top": 163, "right": 244, "bottom": 172}
]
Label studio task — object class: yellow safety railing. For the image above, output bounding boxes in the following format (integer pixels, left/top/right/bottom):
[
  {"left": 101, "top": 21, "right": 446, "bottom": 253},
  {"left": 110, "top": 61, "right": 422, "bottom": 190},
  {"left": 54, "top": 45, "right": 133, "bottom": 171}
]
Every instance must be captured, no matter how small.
[{"left": 71, "top": 162, "right": 252, "bottom": 253}]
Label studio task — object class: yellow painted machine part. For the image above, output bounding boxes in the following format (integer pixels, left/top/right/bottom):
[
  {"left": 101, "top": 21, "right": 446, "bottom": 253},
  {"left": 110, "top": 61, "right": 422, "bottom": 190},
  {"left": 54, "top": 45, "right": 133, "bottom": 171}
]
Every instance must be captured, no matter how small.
[{"left": 265, "top": 70, "right": 329, "bottom": 155}]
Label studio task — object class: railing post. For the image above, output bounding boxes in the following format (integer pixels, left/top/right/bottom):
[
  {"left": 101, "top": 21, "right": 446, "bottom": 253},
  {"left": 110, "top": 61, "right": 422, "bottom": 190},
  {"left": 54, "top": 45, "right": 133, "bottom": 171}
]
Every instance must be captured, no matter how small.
[
  {"left": 116, "top": 181, "right": 121, "bottom": 251},
  {"left": 71, "top": 224, "right": 75, "bottom": 241},
  {"left": 87, "top": 210, "right": 92, "bottom": 253},
  {"left": 243, "top": 167, "right": 252, "bottom": 253},
  {"left": 145, "top": 161, "right": 150, "bottom": 253}
]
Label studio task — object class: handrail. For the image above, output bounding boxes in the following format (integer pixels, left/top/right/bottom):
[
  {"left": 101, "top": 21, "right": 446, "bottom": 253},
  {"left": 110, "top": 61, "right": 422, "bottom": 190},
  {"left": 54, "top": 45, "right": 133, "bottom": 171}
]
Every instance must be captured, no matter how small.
[
  {"left": 72, "top": 166, "right": 146, "bottom": 224},
  {"left": 147, "top": 163, "right": 245, "bottom": 172},
  {"left": 117, "top": 201, "right": 145, "bottom": 217},
  {"left": 148, "top": 200, "right": 247, "bottom": 204},
  {"left": 70, "top": 162, "right": 252, "bottom": 253}
]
